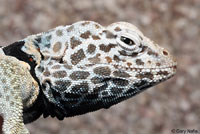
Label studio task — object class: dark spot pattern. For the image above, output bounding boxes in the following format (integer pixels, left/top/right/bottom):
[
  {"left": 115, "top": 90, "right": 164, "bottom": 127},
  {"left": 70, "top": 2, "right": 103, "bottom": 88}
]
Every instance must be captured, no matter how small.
[
  {"left": 103, "top": 30, "right": 116, "bottom": 39},
  {"left": 71, "top": 82, "right": 89, "bottom": 94},
  {"left": 105, "top": 56, "right": 112, "bottom": 63},
  {"left": 91, "top": 77, "right": 102, "bottom": 84},
  {"left": 114, "top": 27, "right": 122, "bottom": 32},
  {"left": 157, "top": 71, "right": 169, "bottom": 76},
  {"left": 51, "top": 65, "right": 61, "bottom": 69},
  {"left": 95, "top": 24, "right": 100, "bottom": 29},
  {"left": 136, "top": 59, "right": 144, "bottom": 65},
  {"left": 67, "top": 25, "right": 74, "bottom": 32},
  {"left": 80, "top": 31, "right": 91, "bottom": 39},
  {"left": 81, "top": 21, "right": 90, "bottom": 26},
  {"left": 71, "top": 49, "right": 86, "bottom": 65},
  {"left": 52, "top": 71, "right": 67, "bottom": 78},
  {"left": 70, "top": 37, "right": 82, "bottom": 49},
  {"left": 113, "top": 55, "right": 120, "bottom": 62},
  {"left": 87, "top": 44, "right": 96, "bottom": 54},
  {"left": 112, "top": 79, "right": 129, "bottom": 86},
  {"left": 70, "top": 71, "right": 90, "bottom": 80},
  {"left": 46, "top": 35, "right": 52, "bottom": 41},
  {"left": 93, "top": 66, "right": 111, "bottom": 76},
  {"left": 88, "top": 54, "right": 101, "bottom": 64},
  {"left": 156, "top": 63, "right": 161, "bottom": 66},
  {"left": 136, "top": 72, "right": 154, "bottom": 80},
  {"left": 99, "top": 44, "right": 117, "bottom": 52},
  {"left": 127, "top": 62, "right": 132, "bottom": 67},
  {"left": 147, "top": 49, "right": 158, "bottom": 57},
  {"left": 54, "top": 80, "right": 72, "bottom": 92},
  {"left": 92, "top": 35, "right": 100, "bottom": 40},
  {"left": 43, "top": 69, "right": 51, "bottom": 77},
  {"left": 113, "top": 70, "right": 131, "bottom": 78},
  {"left": 63, "top": 63, "right": 73, "bottom": 69},
  {"left": 148, "top": 60, "right": 152, "bottom": 64},
  {"left": 56, "top": 30, "right": 63, "bottom": 36},
  {"left": 35, "top": 37, "right": 41, "bottom": 43},
  {"left": 44, "top": 43, "right": 50, "bottom": 48},
  {"left": 53, "top": 42, "right": 62, "bottom": 53}
]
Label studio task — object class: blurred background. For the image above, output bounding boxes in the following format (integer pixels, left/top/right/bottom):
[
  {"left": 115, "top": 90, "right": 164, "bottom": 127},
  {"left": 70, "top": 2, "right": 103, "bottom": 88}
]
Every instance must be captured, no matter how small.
[{"left": 0, "top": 0, "right": 199, "bottom": 134}]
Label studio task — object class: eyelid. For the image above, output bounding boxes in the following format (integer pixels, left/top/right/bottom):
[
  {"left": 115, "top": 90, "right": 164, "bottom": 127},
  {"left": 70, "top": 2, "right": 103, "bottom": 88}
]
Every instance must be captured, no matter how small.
[
  {"left": 117, "top": 32, "right": 140, "bottom": 48},
  {"left": 120, "top": 36, "right": 135, "bottom": 46},
  {"left": 123, "top": 32, "right": 140, "bottom": 44}
]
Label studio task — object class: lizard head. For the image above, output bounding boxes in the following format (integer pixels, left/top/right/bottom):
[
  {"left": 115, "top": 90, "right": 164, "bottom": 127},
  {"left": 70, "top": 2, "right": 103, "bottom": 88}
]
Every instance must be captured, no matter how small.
[
  {"left": 27, "top": 21, "right": 177, "bottom": 118},
  {"left": 99, "top": 22, "right": 177, "bottom": 88}
]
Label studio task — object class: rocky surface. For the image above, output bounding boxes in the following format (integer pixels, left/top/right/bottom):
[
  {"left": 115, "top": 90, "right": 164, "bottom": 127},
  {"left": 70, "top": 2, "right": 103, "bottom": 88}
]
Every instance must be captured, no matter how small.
[{"left": 0, "top": 0, "right": 199, "bottom": 134}]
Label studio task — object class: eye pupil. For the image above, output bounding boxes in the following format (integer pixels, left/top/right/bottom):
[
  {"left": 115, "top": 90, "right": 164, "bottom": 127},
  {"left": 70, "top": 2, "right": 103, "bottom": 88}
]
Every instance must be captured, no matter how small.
[{"left": 120, "top": 36, "right": 135, "bottom": 45}]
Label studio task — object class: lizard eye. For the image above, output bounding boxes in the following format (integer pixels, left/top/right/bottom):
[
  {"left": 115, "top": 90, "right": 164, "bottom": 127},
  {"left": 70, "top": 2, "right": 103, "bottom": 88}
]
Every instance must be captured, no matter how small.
[
  {"left": 117, "top": 32, "right": 142, "bottom": 53},
  {"left": 120, "top": 36, "right": 135, "bottom": 46}
]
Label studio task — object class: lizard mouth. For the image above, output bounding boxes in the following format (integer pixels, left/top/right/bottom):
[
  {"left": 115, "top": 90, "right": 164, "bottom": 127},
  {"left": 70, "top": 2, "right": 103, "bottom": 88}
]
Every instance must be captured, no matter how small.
[
  {"left": 110, "top": 63, "right": 177, "bottom": 83},
  {"left": 112, "top": 63, "right": 177, "bottom": 71},
  {"left": 100, "top": 65, "right": 177, "bottom": 85}
]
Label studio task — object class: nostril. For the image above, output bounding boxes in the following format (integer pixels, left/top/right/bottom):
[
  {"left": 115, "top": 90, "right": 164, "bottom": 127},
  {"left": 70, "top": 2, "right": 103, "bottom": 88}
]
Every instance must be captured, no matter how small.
[
  {"left": 173, "top": 66, "right": 177, "bottom": 69},
  {"left": 163, "top": 50, "right": 168, "bottom": 56}
]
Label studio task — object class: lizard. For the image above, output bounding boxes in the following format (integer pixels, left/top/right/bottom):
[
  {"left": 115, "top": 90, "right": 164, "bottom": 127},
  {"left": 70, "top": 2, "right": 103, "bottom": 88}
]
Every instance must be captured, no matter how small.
[
  {"left": 0, "top": 21, "right": 177, "bottom": 134},
  {"left": 0, "top": 54, "right": 39, "bottom": 134}
]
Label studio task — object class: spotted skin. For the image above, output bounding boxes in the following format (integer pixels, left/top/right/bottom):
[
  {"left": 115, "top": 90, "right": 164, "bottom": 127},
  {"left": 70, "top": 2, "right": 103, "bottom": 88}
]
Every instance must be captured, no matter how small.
[
  {"left": 0, "top": 21, "right": 177, "bottom": 133},
  {"left": 0, "top": 55, "right": 39, "bottom": 134}
]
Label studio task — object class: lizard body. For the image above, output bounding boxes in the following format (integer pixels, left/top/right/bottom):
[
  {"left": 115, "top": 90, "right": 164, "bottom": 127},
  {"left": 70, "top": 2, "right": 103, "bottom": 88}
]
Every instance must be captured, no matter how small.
[
  {"left": 0, "top": 55, "right": 39, "bottom": 134},
  {"left": 0, "top": 21, "right": 177, "bottom": 134}
]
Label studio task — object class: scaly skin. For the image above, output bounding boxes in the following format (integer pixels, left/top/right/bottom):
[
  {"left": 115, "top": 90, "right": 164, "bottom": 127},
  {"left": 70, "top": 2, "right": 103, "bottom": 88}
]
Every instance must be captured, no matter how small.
[
  {"left": 0, "top": 21, "right": 177, "bottom": 133},
  {"left": 0, "top": 55, "right": 39, "bottom": 134}
]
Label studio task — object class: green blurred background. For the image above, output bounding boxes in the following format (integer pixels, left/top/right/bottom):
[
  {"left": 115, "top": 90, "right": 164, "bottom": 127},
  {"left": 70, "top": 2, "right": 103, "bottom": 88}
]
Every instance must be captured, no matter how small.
[{"left": 0, "top": 0, "right": 199, "bottom": 134}]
